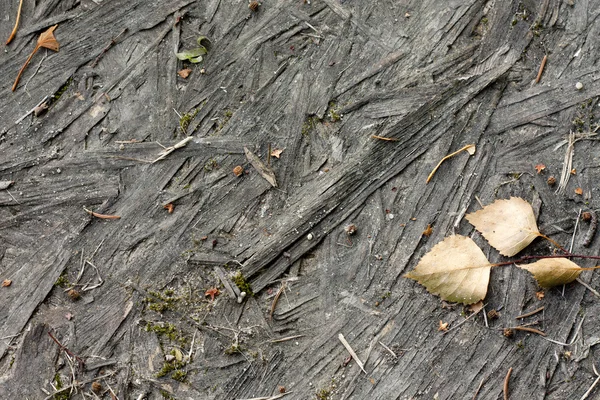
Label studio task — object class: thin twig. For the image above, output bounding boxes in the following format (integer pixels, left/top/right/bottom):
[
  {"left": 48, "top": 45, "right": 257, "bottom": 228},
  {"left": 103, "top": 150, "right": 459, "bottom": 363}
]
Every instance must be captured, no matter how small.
[
  {"left": 237, "top": 392, "right": 292, "bottom": 400},
  {"left": 426, "top": 144, "right": 475, "bottom": 183},
  {"left": 269, "top": 281, "right": 286, "bottom": 320},
  {"left": 570, "top": 209, "right": 582, "bottom": 252},
  {"left": 510, "top": 326, "right": 546, "bottom": 336},
  {"left": 515, "top": 307, "right": 544, "bottom": 319},
  {"left": 84, "top": 207, "right": 121, "bottom": 220},
  {"left": 580, "top": 362, "right": 600, "bottom": 400},
  {"left": 576, "top": 278, "right": 600, "bottom": 298},
  {"left": 378, "top": 341, "right": 403, "bottom": 359},
  {"left": 371, "top": 135, "right": 400, "bottom": 141},
  {"left": 443, "top": 305, "right": 484, "bottom": 335},
  {"left": 90, "top": 28, "right": 128, "bottom": 68},
  {"left": 267, "top": 334, "right": 305, "bottom": 343},
  {"left": 338, "top": 333, "right": 366, "bottom": 374},
  {"left": 24, "top": 50, "right": 48, "bottom": 93},
  {"left": 541, "top": 316, "right": 584, "bottom": 346},
  {"left": 5, "top": 0, "right": 24, "bottom": 45},
  {"left": 472, "top": 376, "right": 486, "bottom": 400},
  {"left": 535, "top": 54, "right": 547, "bottom": 84},
  {"left": 48, "top": 331, "right": 85, "bottom": 367},
  {"left": 15, "top": 95, "right": 50, "bottom": 124},
  {"left": 503, "top": 367, "right": 513, "bottom": 400}
]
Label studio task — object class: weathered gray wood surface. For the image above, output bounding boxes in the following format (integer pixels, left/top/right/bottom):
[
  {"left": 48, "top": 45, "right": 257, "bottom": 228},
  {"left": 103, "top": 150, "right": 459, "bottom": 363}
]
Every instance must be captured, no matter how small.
[{"left": 1, "top": 0, "right": 600, "bottom": 399}]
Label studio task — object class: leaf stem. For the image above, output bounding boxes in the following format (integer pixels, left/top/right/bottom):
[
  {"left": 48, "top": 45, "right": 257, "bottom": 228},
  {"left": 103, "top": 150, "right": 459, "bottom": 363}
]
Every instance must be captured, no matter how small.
[
  {"left": 12, "top": 44, "right": 40, "bottom": 91},
  {"left": 492, "top": 254, "right": 600, "bottom": 268},
  {"left": 5, "top": 0, "right": 24, "bottom": 45}
]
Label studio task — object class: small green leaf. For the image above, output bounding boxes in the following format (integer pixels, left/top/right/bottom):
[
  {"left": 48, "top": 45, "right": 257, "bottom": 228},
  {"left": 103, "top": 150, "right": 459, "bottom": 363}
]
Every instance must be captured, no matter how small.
[
  {"left": 175, "top": 47, "right": 207, "bottom": 62},
  {"left": 196, "top": 36, "right": 210, "bottom": 46}
]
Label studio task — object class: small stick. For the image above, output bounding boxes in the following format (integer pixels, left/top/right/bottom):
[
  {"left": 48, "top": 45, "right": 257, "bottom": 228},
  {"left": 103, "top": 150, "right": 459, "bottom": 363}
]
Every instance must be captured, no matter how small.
[
  {"left": 426, "top": 144, "right": 476, "bottom": 183},
  {"left": 269, "top": 281, "right": 286, "bottom": 320},
  {"left": 515, "top": 306, "right": 544, "bottom": 319},
  {"left": 267, "top": 143, "right": 272, "bottom": 167},
  {"left": 472, "top": 376, "right": 486, "bottom": 400},
  {"left": 503, "top": 367, "right": 513, "bottom": 400},
  {"left": 580, "top": 362, "right": 600, "bottom": 400},
  {"left": 371, "top": 135, "right": 400, "bottom": 141},
  {"left": 83, "top": 207, "right": 121, "bottom": 220},
  {"left": 443, "top": 305, "right": 484, "bottom": 335},
  {"left": 152, "top": 136, "right": 194, "bottom": 163},
  {"left": 338, "top": 333, "right": 366, "bottom": 374},
  {"left": 576, "top": 278, "right": 600, "bottom": 298},
  {"left": 570, "top": 209, "right": 582, "bottom": 252},
  {"left": 510, "top": 326, "right": 546, "bottom": 336},
  {"left": 237, "top": 392, "right": 292, "bottom": 400},
  {"left": 90, "top": 28, "right": 128, "bottom": 68},
  {"left": 5, "top": 0, "right": 24, "bottom": 45},
  {"left": 378, "top": 341, "right": 403, "bottom": 359},
  {"left": 244, "top": 147, "right": 277, "bottom": 187},
  {"left": 268, "top": 334, "right": 305, "bottom": 343},
  {"left": 15, "top": 95, "right": 50, "bottom": 124},
  {"left": 535, "top": 54, "right": 547, "bottom": 84},
  {"left": 48, "top": 331, "right": 85, "bottom": 368}
]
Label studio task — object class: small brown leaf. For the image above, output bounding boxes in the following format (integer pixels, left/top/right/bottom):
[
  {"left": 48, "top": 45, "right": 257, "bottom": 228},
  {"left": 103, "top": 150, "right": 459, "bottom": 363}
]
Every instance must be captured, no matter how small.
[
  {"left": 466, "top": 197, "right": 540, "bottom": 256},
  {"left": 12, "top": 25, "right": 60, "bottom": 91},
  {"left": 205, "top": 287, "right": 220, "bottom": 301},
  {"left": 468, "top": 300, "right": 484, "bottom": 313},
  {"left": 575, "top": 187, "right": 583, "bottom": 195},
  {"left": 570, "top": 168, "right": 577, "bottom": 175},
  {"left": 177, "top": 68, "right": 192, "bottom": 78},
  {"left": 518, "top": 258, "right": 582, "bottom": 288},
  {"left": 2, "top": 279, "right": 12, "bottom": 287},
  {"left": 535, "top": 290, "right": 545, "bottom": 300},
  {"left": 163, "top": 203, "right": 174, "bottom": 213},
  {"left": 438, "top": 320, "right": 449, "bottom": 331},
  {"left": 270, "top": 148, "right": 284, "bottom": 158},
  {"left": 422, "top": 224, "right": 433, "bottom": 237},
  {"left": 405, "top": 235, "right": 491, "bottom": 305},
  {"left": 534, "top": 164, "right": 546, "bottom": 174},
  {"left": 38, "top": 25, "right": 60, "bottom": 51}
]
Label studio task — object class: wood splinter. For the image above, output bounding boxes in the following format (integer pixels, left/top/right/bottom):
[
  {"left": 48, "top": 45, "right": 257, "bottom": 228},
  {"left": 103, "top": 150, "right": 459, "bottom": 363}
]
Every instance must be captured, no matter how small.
[
  {"left": 503, "top": 367, "right": 513, "bottom": 400},
  {"left": 426, "top": 144, "right": 476, "bottom": 183},
  {"left": 338, "top": 333, "right": 366, "bottom": 374},
  {"left": 84, "top": 207, "right": 121, "bottom": 220}
]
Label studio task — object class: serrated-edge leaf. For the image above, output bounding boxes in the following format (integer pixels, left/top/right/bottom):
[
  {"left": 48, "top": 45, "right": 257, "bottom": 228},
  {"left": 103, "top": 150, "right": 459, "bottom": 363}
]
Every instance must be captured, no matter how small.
[
  {"left": 405, "top": 235, "right": 491, "bottom": 305},
  {"left": 466, "top": 197, "right": 540, "bottom": 256},
  {"left": 518, "top": 258, "right": 582, "bottom": 288}
]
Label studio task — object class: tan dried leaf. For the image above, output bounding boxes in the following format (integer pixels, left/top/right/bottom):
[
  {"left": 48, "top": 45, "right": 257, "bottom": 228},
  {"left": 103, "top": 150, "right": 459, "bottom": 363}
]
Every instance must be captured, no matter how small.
[
  {"left": 518, "top": 258, "right": 582, "bottom": 288},
  {"left": 405, "top": 235, "right": 491, "bottom": 305},
  {"left": 270, "top": 148, "right": 284, "bottom": 158},
  {"left": 178, "top": 68, "right": 192, "bottom": 78},
  {"left": 438, "top": 320, "right": 449, "bottom": 331},
  {"left": 466, "top": 197, "right": 539, "bottom": 256},
  {"left": 2, "top": 279, "right": 12, "bottom": 287}
]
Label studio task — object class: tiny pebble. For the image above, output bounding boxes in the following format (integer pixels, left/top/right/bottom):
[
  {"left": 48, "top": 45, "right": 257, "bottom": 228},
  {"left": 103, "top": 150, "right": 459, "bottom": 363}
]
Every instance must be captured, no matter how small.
[
  {"left": 56, "top": 168, "right": 61, "bottom": 174},
  {"left": 307, "top": 233, "right": 314, "bottom": 240},
  {"left": 576, "top": 82, "right": 583, "bottom": 90},
  {"left": 387, "top": 213, "right": 394, "bottom": 220}
]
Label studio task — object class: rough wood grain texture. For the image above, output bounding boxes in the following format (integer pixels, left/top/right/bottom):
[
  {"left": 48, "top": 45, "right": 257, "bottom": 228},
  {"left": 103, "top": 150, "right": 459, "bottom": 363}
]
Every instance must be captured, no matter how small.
[{"left": 1, "top": 0, "right": 600, "bottom": 399}]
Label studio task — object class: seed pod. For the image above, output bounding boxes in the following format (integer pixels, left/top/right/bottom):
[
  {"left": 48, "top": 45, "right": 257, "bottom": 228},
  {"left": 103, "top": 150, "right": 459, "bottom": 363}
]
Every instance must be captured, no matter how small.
[
  {"left": 547, "top": 176, "right": 556, "bottom": 186},
  {"left": 344, "top": 224, "right": 357, "bottom": 236},
  {"left": 582, "top": 212, "right": 592, "bottom": 222},
  {"left": 248, "top": 1, "right": 259, "bottom": 11},
  {"left": 91, "top": 381, "right": 102, "bottom": 394},
  {"left": 487, "top": 309, "right": 499, "bottom": 320},
  {"left": 503, "top": 328, "right": 514, "bottom": 338},
  {"left": 233, "top": 165, "right": 244, "bottom": 177},
  {"left": 67, "top": 289, "right": 80, "bottom": 301}
]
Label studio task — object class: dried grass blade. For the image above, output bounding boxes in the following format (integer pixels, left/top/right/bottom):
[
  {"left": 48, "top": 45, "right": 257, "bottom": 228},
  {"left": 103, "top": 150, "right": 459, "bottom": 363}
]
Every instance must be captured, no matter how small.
[{"left": 5, "top": 0, "right": 24, "bottom": 45}]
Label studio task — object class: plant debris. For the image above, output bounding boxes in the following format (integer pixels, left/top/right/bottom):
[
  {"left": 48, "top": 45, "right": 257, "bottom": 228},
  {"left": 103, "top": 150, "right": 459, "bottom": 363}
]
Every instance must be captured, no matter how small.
[
  {"left": 426, "top": 144, "right": 475, "bottom": 184},
  {"left": 176, "top": 36, "right": 210, "bottom": 63},
  {"left": 466, "top": 197, "right": 540, "bottom": 257},
  {"left": 518, "top": 259, "right": 582, "bottom": 288},
  {"left": 205, "top": 287, "right": 220, "bottom": 301},
  {"left": 5, "top": 0, "right": 23, "bottom": 45},
  {"left": 534, "top": 164, "right": 546, "bottom": 174},
  {"left": 12, "top": 25, "right": 60, "bottom": 92},
  {"left": 405, "top": 235, "right": 491, "bottom": 305}
]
